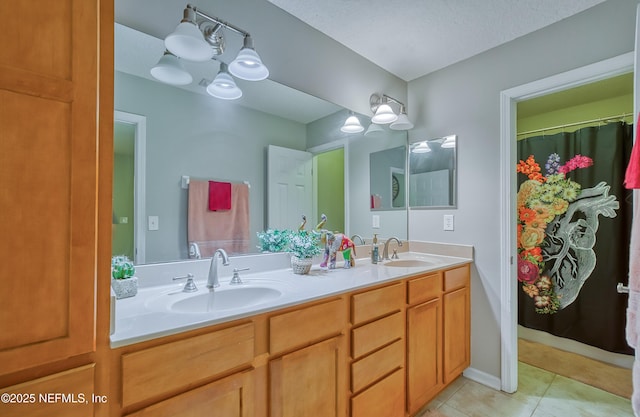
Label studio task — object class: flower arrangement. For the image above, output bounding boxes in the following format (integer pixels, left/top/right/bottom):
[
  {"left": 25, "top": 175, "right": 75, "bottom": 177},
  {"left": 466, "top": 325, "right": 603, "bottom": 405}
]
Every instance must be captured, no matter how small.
[
  {"left": 111, "top": 255, "right": 136, "bottom": 280},
  {"left": 516, "top": 153, "right": 593, "bottom": 314},
  {"left": 257, "top": 229, "right": 292, "bottom": 253},
  {"left": 288, "top": 231, "right": 323, "bottom": 259}
]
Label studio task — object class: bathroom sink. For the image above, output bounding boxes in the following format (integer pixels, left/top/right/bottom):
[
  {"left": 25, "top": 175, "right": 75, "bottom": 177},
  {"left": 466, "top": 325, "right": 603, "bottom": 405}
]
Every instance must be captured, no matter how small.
[
  {"left": 383, "top": 259, "right": 435, "bottom": 268},
  {"left": 146, "top": 286, "right": 283, "bottom": 314}
]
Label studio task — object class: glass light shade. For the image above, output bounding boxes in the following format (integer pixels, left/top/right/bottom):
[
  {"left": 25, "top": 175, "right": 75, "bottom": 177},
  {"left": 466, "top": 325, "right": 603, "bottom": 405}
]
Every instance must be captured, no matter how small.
[
  {"left": 364, "top": 122, "right": 385, "bottom": 137},
  {"left": 441, "top": 135, "right": 456, "bottom": 148},
  {"left": 390, "top": 112, "right": 414, "bottom": 130},
  {"left": 341, "top": 115, "right": 364, "bottom": 133},
  {"left": 229, "top": 36, "right": 269, "bottom": 81},
  {"left": 165, "top": 21, "right": 214, "bottom": 62},
  {"left": 150, "top": 52, "right": 193, "bottom": 86},
  {"left": 206, "top": 66, "right": 242, "bottom": 100},
  {"left": 371, "top": 103, "right": 398, "bottom": 124},
  {"left": 411, "top": 142, "right": 431, "bottom": 153}
]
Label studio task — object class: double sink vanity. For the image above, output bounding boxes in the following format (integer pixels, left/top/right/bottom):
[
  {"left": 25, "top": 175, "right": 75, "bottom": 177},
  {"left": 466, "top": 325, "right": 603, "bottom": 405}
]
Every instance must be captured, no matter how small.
[{"left": 110, "top": 242, "right": 472, "bottom": 417}]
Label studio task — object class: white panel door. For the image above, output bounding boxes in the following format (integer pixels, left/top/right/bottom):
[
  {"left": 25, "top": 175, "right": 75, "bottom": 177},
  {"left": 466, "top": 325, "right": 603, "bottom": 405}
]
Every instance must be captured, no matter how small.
[{"left": 267, "top": 145, "right": 313, "bottom": 230}]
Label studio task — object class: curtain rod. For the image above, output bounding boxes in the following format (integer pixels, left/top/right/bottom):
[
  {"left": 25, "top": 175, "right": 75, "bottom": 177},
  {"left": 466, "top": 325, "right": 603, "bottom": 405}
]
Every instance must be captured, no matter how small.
[{"left": 517, "top": 112, "right": 633, "bottom": 137}]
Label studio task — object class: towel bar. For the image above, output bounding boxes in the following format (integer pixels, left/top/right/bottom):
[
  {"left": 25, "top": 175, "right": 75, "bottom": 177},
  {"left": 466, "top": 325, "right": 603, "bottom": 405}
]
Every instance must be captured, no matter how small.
[{"left": 617, "top": 283, "right": 630, "bottom": 294}]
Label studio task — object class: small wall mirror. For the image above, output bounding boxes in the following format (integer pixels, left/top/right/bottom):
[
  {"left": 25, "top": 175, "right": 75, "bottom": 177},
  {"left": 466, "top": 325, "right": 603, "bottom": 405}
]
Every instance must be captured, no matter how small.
[
  {"left": 409, "top": 135, "right": 457, "bottom": 208},
  {"left": 369, "top": 146, "right": 407, "bottom": 210}
]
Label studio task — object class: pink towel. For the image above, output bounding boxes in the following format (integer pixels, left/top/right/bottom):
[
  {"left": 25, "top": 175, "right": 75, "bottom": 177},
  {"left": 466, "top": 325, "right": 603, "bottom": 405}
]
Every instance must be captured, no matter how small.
[
  {"left": 189, "top": 180, "right": 250, "bottom": 256},
  {"left": 624, "top": 114, "right": 640, "bottom": 189},
  {"left": 208, "top": 181, "right": 232, "bottom": 211}
]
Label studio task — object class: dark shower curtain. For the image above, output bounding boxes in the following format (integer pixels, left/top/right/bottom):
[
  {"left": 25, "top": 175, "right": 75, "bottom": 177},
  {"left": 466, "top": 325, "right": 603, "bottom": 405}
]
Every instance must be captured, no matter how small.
[{"left": 517, "top": 122, "right": 634, "bottom": 354}]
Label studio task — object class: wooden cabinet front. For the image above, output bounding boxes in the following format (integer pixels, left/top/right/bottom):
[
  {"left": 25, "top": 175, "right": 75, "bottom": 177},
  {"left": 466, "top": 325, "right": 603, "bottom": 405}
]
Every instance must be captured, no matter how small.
[
  {"left": 121, "top": 322, "right": 254, "bottom": 408},
  {"left": 0, "top": 0, "right": 99, "bottom": 376},
  {"left": 270, "top": 336, "right": 347, "bottom": 417},
  {"left": 406, "top": 298, "right": 442, "bottom": 414},
  {"left": 0, "top": 364, "right": 95, "bottom": 417},
  {"left": 443, "top": 285, "right": 470, "bottom": 384},
  {"left": 126, "top": 370, "right": 255, "bottom": 417}
]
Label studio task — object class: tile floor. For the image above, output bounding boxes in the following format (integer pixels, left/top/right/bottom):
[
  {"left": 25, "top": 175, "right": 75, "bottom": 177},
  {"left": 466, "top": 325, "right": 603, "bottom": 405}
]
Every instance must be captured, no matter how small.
[{"left": 417, "top": 362, "right": 634, "bottom": 417}]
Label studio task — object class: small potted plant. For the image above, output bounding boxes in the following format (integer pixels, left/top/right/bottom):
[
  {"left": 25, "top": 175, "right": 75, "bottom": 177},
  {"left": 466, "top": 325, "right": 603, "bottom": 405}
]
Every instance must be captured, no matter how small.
[
  {"left": 111, "top": 255, "right": 138, "bottom": 299},
  {"left": 257, "top": 229, "right": 292, "bottom": 253},
  {"left": 288, "top": 231, "right": 323, "bottom": 275}
]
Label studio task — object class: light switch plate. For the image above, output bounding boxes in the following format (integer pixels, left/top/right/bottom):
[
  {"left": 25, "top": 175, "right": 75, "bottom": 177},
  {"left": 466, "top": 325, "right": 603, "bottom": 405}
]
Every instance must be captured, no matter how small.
[
  {"left": 372, "top": 214, "right": 380, "bottom": 229},
  {"left": 148, "top": 215, "right": 159, "bottom": 231},
  {"left": 443, "top": 214, "right": 454, "bottom": 231}
]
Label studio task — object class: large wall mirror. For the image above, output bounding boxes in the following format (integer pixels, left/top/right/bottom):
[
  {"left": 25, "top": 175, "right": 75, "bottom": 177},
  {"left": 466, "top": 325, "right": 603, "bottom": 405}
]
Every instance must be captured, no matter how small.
[
  {"left": 409, "top": 135, "right": 457, "bottom": 208},
  {"left": 113, "top": 23, "right": 407, "bottom": 264},
  {"left": 370, "top": 146, "right": 406, "bottom": 210}
]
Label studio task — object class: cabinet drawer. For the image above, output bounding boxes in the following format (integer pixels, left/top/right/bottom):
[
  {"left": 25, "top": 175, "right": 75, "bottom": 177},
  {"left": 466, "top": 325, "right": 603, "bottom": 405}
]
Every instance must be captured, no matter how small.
[
  {"left": 122, "top": 322, "right": 254, "bottom": 408},
  {"left": 270, "top": 298, "right": 346, "bottom": 355},
  {"left": 351, "top": 368, "right": 404, "bottom": 417},
  {"left": 0, "top": 364, "right": 94, "bottom": 417},
  {"left": 444, "top": 265, "right": 469, "bottom": 292},
  {"left": 407, "top": 272, "right": 441, "bottom": 305},
  {"left": 352, "top": 311, "right": 403, "bottom": 359},
  {"left": 351, "top": 339, "right": 403, "bottom": 393},
  {"left": 352, "top": 282, "right": 404, "bottom": 325}
]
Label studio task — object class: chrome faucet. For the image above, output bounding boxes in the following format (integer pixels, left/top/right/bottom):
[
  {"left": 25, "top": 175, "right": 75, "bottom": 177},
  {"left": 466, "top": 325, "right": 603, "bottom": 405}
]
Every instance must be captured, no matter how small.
[
  {"left": 207, "top": 248, "right": 230, "bottom": 289},
  {"left": 350, "top": 234, "right": 365, "bottom": 245},
  {"left": 382, "top": 237, "right": 403, "bottom": 261}
]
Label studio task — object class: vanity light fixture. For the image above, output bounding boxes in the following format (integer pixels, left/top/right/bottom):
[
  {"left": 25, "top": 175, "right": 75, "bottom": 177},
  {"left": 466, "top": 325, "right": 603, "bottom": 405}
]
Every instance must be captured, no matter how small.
[
  {"left": 441, "top": 135, "right": 456, "bottom": 148},
  {"left": 206, "top": 62, "right": 242, "bottom": 100},
  {"left": 411, "top": 141, "right": 431, "bottom": 153},
  {"left": 150, "top": 50, "right": 193, "bottom": 86},
  {"left": 151, "top": 4, "right": 269, "bottom": 98},
  {"left": 369, "top": 93, "right": 413, "bottom": 129},
  {"left": 341, "top": 113, "right": 364, "bottom": 133},
  {"left": 390, "top": 105, "right": 414, "bottom": 130},
  {"left": 364, "top": 122, "right": 385, "bottom": 137}
]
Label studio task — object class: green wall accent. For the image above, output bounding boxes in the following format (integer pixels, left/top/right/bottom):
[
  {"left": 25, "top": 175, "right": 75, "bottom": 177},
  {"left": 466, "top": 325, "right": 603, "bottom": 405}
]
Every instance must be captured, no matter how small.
[
  {"left": 517, "top": 73, "right": 633, "bottom": 140},
  {"left": 316, "top": 148, "right": 344, "bottom": 233}
]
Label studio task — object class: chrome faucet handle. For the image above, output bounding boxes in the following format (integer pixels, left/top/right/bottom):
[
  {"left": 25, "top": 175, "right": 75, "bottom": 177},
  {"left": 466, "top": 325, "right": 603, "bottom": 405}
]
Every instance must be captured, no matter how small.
[
  {"left": 391, "top": 249, "right": 399, "bottom": 259},
  {"left": 230, "top": 267, "right": 250, "bottom": 285},
  {"left": 173, "top": 273, "right": 198, "bottom": 292}
]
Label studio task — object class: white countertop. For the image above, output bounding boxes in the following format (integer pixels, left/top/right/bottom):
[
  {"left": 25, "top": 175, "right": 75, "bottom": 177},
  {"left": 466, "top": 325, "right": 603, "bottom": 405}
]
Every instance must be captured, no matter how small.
[{"left": 110, "top": 250, "right": 472, "bottom": 348}]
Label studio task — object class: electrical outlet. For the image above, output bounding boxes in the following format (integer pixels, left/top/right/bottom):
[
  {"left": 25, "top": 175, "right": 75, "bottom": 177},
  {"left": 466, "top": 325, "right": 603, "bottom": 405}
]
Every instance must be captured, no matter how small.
[
  {"left": 443, "top": 214, "right": 454, "bottom": 231},
  {"left": 372, "top": 214, "right": 380, "bottom": 229},
  {"left": 148, "top": 216, "right": 159, "bottom": 231}
]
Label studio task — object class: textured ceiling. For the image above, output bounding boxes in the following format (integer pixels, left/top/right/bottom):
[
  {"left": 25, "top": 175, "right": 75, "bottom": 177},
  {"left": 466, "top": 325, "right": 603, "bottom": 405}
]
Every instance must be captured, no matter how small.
[{"left": 267, "top": 0, "right": 607, "bottom": 81}]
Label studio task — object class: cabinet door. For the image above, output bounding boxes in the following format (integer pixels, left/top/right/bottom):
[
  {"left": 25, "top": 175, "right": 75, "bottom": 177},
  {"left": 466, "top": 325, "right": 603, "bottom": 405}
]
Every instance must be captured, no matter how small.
[
  {"left": 443, "top": 286, "right": 470, "bottom": 383},
  {"left": 406, "top": 298, "right": 442, "bottom": 414},
  {"left": 270, "top": 336, "right": 346, "bottom": 417},
  {"left": 126, "top": 370, "right": 255, "bottom": 417},
  {"left": 0, "top": 0, "right": 98, "bottom": 374}
]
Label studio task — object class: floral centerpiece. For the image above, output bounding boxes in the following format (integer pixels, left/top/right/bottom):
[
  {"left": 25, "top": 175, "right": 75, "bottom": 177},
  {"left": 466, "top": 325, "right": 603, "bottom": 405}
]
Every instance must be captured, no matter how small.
[
  {"left": 111, "top": 255, "right": 138, "bottom": 299},
  {"left": 288, "top": 231, "right": 323, "bottom": 274},
  {"left": 516, "top": 153, "right": 593, "bottom": 314},
  {"left": 257, "top": 229, "right": 292, "bottom": 253}
]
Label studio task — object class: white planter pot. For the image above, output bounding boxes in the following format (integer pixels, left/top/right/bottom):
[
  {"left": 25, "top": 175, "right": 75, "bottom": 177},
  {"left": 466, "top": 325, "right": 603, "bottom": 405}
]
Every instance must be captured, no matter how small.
[{"left": 111, "top": 276, "right": 138, "bottom": 299}]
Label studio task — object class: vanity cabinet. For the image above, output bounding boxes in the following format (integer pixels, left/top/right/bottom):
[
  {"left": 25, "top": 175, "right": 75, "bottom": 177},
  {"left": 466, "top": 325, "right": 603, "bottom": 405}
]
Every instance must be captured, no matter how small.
[
  {"left": 406, "top": 265, "right": 470, "bottom": 415},
  {"left": 126, "top": 370, "right": 255, "bottom": 417},
  {"left": 406, "top": 272, "right": 442, "bottom": 415},
  {"left": 443, "top": 265, "right": 471, "bottom": 383},
  {"left": 117, "top": 321, "right": 256, "bottom": 417},
  {"left": 269, "top": 298, "right": 348, "bottom": 417},
  {"left": 350, "top": 283, "right": 405, "bottom": 417},
  {"left": 109, "top": 262, "right": 471, "bottom": 417}
]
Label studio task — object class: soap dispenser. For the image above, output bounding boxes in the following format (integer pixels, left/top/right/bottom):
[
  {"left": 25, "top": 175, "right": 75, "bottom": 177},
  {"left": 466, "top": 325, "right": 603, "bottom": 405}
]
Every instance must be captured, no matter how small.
[{"left": 371, "top": 234, "right": 379, "bottom": 264}]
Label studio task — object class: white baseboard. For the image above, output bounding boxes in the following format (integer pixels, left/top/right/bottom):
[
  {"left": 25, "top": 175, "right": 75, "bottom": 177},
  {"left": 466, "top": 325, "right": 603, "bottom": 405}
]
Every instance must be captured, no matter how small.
[{"left": 462, "top": 367, "right": 502, "bottom": 391}]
